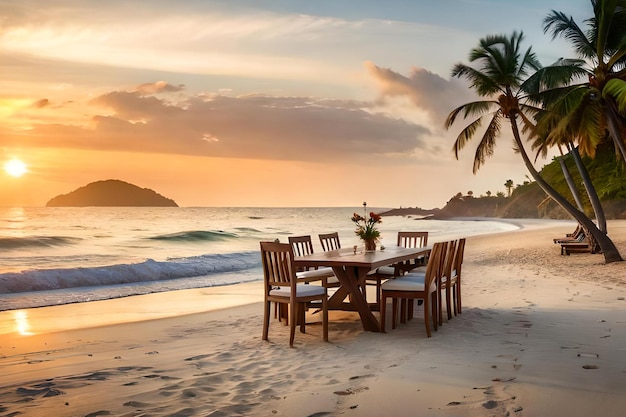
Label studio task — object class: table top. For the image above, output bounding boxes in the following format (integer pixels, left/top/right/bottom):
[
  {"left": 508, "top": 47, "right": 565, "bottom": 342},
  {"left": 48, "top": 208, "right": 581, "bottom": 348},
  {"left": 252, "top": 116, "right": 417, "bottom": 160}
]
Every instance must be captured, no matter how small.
[{"left": 294, "top": 245, "right": 431, "bottom": 270}]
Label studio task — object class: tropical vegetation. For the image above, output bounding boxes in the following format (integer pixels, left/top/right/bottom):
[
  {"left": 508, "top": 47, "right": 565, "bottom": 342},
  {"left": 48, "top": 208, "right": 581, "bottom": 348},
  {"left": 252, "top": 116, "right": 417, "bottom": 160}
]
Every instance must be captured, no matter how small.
[{"left": 444, "top": 0, "right": 626, "bottom": 263}]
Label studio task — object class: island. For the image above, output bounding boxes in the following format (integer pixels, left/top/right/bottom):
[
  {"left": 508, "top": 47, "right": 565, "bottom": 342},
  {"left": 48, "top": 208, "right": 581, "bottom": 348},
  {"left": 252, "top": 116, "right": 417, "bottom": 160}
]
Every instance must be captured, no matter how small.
[{"left": 46, "top": 179, "right": 178, "bottom": 207}]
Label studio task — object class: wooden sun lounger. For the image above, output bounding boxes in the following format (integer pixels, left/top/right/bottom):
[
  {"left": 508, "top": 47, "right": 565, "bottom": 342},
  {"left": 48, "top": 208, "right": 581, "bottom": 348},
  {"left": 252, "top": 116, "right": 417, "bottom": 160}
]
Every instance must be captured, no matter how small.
[
  {"left": 553, "top": 225, "right": 584, "bottom": 244},
  {"left": 561, "top": 242, "right": 593, "bottom": 255}
]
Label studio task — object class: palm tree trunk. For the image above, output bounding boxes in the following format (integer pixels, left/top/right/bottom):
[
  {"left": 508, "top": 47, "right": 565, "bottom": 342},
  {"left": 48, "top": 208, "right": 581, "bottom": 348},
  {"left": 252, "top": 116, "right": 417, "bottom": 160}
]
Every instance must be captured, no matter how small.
[
  {"left": 509, "top": 114, "right": 622, "bottom": 263},
  {"left": 605, "top": 97, "right": 626, "bottom": 163},
  {"left": 568, "top": 143, "right": 607, "bottom": 233},
  {"left": 556, "top": 153, "right": 585, "bottom": 212}
]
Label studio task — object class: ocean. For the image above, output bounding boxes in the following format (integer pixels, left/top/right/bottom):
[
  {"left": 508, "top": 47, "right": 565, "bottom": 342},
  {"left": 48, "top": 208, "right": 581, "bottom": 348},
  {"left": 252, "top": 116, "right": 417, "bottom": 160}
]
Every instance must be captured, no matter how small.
[{"left": 0, "top": 207, "right": 519, "bottom": 311}]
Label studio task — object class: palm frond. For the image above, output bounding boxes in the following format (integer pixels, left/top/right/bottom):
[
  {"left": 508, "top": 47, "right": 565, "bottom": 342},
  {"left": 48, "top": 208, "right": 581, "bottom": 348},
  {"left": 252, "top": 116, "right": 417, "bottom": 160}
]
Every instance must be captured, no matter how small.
[
  {"left": 517, "top": 44, "right": 542, "bottom": 82},
  {"left": 604, "top": 78, "right": 626, "bottom": 113},
  {"left": 576, "top": 101, "right": 607, "bottom": 157},
  {"left": 444, "top": 100, "right": 496, "bottom": 130},
  {"left": 543, "top": 10, "right": 595, "bottom": 59},
  {"left": 522, "top": 59, "right": 589, "bottom": 97},
  {"left": 452, "top": 117, "right": 484, "bottom": 159},
  {"left": 472, "top": 112, "right": 502, "bottom": 173},
  {"left": 517, "top": 107, "right": 539, "bottom": 140},
  {"left": 451, "top": 64, "right": 503, "bottom": 96}
]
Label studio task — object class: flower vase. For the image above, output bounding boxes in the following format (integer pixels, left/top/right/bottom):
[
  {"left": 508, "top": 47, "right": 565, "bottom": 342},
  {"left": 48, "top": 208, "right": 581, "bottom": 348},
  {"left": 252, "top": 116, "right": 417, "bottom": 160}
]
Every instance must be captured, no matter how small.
[{"left": 364, "top": 239, "right": 377, "bottom": 251}]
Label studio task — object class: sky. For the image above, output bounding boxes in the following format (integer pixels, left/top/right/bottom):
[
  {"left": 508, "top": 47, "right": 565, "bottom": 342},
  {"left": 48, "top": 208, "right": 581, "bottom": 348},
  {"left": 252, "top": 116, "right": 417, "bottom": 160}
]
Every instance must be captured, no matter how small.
[{"left": 0, "top": 0, "right": 592, "bottom": 208}]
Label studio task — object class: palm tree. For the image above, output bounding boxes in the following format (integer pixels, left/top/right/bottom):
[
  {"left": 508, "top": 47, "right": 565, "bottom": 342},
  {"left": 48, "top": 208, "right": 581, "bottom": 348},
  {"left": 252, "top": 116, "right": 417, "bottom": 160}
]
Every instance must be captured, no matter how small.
[
  {"left": 504, "top": 179, "right": 514, "bottom": 197},
  {"left": 542, "top": 0, "right": 626, "bottom": 163},
  {"left": 445, "top": 32, "right": 622, "bottom": 263}
]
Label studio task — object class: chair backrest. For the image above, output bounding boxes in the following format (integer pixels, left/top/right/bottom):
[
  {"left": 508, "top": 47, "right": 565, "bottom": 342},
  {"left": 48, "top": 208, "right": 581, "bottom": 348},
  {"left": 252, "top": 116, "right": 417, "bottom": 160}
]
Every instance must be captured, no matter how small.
[
  {"left": 442, "top": 239, "right": 457, "bottom": 281},
  {"left": 453, "top": 238, "right": 466, "bottom": 277},
  {"left": 395, "top": 231, "right": 429, "bottom": 273},
  {"left": 260, "top": 241, "right": 296, "bottom": 294},
  {"left": 288, "top": 235, "right": 315, "bottom": 256},
  {"left": 423, "top": 241, "right": 447, "bottom": 291},
  {"left": 397, "top": 231, "right": 428, "bottom": 248},
  {"left": 288, "top": 235, "right": 315, "bottom": 272},
  {"left": 319, "top": 232, "right": 341, "bottom": 251}
]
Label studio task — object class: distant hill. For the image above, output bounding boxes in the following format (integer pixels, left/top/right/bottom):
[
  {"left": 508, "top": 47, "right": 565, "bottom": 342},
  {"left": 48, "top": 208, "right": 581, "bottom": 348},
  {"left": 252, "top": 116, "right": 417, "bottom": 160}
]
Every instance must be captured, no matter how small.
[
  {"left": 46, "top": 179, "right": 178, "bottom": 207},
  {"left": 381, "top": 143, "right": 626, "bottom": 220}
]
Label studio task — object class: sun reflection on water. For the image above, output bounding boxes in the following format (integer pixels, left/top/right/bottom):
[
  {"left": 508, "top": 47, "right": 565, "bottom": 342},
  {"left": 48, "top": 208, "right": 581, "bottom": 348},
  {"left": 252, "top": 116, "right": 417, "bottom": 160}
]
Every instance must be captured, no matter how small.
[{"left": 14, "top": 310, "right": 34, "bottom": 335}]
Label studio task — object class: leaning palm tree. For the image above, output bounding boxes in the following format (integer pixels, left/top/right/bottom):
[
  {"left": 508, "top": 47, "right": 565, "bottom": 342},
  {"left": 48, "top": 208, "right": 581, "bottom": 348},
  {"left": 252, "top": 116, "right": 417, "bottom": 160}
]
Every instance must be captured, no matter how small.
[
  {"left": 531, "top": 112, "right": 608, "bottom": 234},
  {"left": 445, "top": 31, "right": 622, "bottom": 263},
  {"left": 542, "top": 0, "right": 626, "bottom": 163}
]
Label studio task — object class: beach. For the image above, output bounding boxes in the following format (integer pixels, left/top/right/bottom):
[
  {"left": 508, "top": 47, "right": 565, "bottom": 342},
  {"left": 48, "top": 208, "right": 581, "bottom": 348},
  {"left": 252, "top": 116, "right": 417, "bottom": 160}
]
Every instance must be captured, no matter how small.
[{"left": 1, "top": 220, "right": 626, "bottom": 416}]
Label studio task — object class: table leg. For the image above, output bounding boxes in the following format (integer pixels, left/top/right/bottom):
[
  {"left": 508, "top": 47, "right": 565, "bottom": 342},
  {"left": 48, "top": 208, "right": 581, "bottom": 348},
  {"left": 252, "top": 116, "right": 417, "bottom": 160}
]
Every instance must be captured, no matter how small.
[{"left": 331, "top": 266, "right": 380, "bottom": 332}]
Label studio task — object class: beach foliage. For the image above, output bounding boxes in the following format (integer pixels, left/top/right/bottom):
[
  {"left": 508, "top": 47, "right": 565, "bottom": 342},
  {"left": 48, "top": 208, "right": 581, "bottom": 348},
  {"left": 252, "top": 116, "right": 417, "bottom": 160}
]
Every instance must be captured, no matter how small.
[
  {"left": 540, "top": 0, "right": 626, "bottom": 163},
  {"left": 446, "top": 28, "right": 623, "bottom": 263}
]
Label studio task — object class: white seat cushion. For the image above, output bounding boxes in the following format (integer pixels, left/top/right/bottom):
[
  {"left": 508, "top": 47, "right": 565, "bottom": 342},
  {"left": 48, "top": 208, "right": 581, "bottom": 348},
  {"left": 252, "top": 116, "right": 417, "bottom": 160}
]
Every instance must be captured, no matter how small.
[
  {"left": 327, "top": 275, "right": 340, "bottom": 284},
  {"left": 382, "top": 277, "right": 435, "bottom": 292},
  {"left": 401, "top": 272, "right": 448, "bottom": 284},
  {"left": 270, "top": 284, "right": 326, "bottom": 297},
  {"left": 296, "top": 267, "right": 335, "bottom": 279}
]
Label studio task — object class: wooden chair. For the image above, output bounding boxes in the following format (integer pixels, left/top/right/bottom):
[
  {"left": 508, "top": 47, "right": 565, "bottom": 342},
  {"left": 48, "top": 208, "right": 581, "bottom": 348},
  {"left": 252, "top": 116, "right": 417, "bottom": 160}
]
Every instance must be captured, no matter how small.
[
  {"left": 368, "top": 231, "right": 430, "bottom": 311},
  {"left": 439, "top": 239, "right": 458, "bottom": 323},
  {"left": 451, "top": 238, "right": 466, "bottom": 315},
  {"left": 318, "top": 232, "right": 341, "bottom": 251},
  {"left": 261, "top": 241, "right": 329, "bottom": 347},
  {"left": 376, "top": 231, "right": 429, "bottom": 277},
  {"left": 553, "top": 224, "right": 583, "bottom": 243},
  {"left": 288, "top": 235, "right": 336, "bottom": 281},
  {"left": 289, "top": 235, "right": 340, "bottom": 293},
  {"left": 380, "top": 241, "right": 446, "bottom": 337},
  {"left": 396, "top": 239, "right": 456, "bottom": 326}
]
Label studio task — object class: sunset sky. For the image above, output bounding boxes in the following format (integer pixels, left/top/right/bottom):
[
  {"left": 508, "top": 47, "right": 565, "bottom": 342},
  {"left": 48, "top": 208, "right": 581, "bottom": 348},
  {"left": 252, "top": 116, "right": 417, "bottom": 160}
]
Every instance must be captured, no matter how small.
[{"left": 0, "top": 0, "right": 590, "bottom": 208}]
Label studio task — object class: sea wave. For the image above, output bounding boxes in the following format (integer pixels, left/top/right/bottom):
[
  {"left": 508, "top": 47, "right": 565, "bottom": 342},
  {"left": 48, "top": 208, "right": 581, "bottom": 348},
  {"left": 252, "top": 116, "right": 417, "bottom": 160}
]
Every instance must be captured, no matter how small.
[
  {"left": 0, "top": 251, "right": 261, "bottom": 294},
  {"left": 148, "top": 230, "right": 239, "bottom": 242},
  {"left": 0, "top": 236, "right": 80, "bottom": 249}
]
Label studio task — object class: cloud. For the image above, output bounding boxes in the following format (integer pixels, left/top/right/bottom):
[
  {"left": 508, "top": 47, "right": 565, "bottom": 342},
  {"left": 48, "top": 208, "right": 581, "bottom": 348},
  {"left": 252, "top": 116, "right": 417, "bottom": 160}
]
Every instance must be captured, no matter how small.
[
  {"left": 32, "top": 98, "right": 50, "bottom": 108},
  {"left": 365, "top": 61, "right": 477, "bottom": 127},
  {"left": 10, "top": 84, "right": 434, "bottom": 163},
  {"left": 136, "top": 81, "right": 185, "bottom": 95}
]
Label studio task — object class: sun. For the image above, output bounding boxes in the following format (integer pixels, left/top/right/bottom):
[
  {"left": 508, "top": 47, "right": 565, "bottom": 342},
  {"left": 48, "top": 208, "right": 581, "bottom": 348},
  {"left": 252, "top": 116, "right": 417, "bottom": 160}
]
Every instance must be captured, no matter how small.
[{"left": 4, "top": 158, "right": 28, "bottom": 178}]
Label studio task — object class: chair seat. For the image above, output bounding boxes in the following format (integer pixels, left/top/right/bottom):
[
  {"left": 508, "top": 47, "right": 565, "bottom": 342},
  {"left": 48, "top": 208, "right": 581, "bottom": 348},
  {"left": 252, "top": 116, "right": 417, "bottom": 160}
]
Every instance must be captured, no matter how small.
[
  {"left": 296, "top": 267, "right": 335, "bottom": 279},
  {"left": 270, "top": 284, "right": 326, "bottom": 298},
  {"left": 401, "top": 272, "right": 449, "bottom": 284},
  {"left": 327, "top": 275, "right": 340, "bottom": 284},
  {"left": 375, "top": 265, "right": 396, "bottom": 276},
  {"left": 381, "top": 278, "right": 436, "bottom": 292},
  {"left": 400, "top": 272, "right": 425, "bottom": 282}
]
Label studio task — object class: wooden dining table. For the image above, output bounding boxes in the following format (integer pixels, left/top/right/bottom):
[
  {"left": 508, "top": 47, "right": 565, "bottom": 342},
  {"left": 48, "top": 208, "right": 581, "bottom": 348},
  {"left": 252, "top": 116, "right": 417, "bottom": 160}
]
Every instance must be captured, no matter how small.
[{"left": 294, "top": 245, "right": 432, "bottom": 332}]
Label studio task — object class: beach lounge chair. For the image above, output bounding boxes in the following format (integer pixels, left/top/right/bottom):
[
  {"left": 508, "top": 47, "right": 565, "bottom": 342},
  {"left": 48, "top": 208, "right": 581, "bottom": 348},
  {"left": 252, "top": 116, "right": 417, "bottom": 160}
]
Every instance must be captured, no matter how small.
[
  {"left": 553, "top": 225, "right": 584, "bottom": 244},
  {"left": 261, "top": 241, "right": 329, "bottom": 347},
  {"left": 560, "top": 231, "right": 600, "bottom": 255},
  {"left": 380, "top": 241, "right": 446, "bottom": 337}
]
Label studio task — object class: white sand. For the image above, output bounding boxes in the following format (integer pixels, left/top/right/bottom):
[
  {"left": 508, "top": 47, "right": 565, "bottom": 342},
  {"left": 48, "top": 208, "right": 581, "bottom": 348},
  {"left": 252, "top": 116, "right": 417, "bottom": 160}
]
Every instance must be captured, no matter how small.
[{"left": 1, "top": 220, "right": 625, "bottom": 416}]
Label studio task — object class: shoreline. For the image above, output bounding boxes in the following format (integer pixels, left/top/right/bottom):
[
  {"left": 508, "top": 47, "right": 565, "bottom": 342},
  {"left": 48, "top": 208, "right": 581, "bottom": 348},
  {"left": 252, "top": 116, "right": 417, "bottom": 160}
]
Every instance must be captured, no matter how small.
[
  {"left": 1, "top": 220, "right": 625, "bottom": 416},
  {"left": 0, "top": 217, "right": 544, "bottom": 312}
]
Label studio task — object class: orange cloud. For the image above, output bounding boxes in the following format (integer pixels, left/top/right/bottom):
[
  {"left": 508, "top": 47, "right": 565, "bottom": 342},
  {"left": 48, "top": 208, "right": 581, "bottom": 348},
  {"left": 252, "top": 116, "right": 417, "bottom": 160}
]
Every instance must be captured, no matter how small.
[{"left": 8, "top": 85, "right": 435, "bottom": 165}]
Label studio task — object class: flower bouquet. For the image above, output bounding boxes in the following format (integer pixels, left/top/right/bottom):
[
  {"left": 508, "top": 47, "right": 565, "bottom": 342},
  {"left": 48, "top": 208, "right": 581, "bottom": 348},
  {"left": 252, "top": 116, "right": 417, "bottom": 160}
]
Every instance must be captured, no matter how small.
[{"left": 352, "top": 205, "right": 382, "bottom": 251}]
